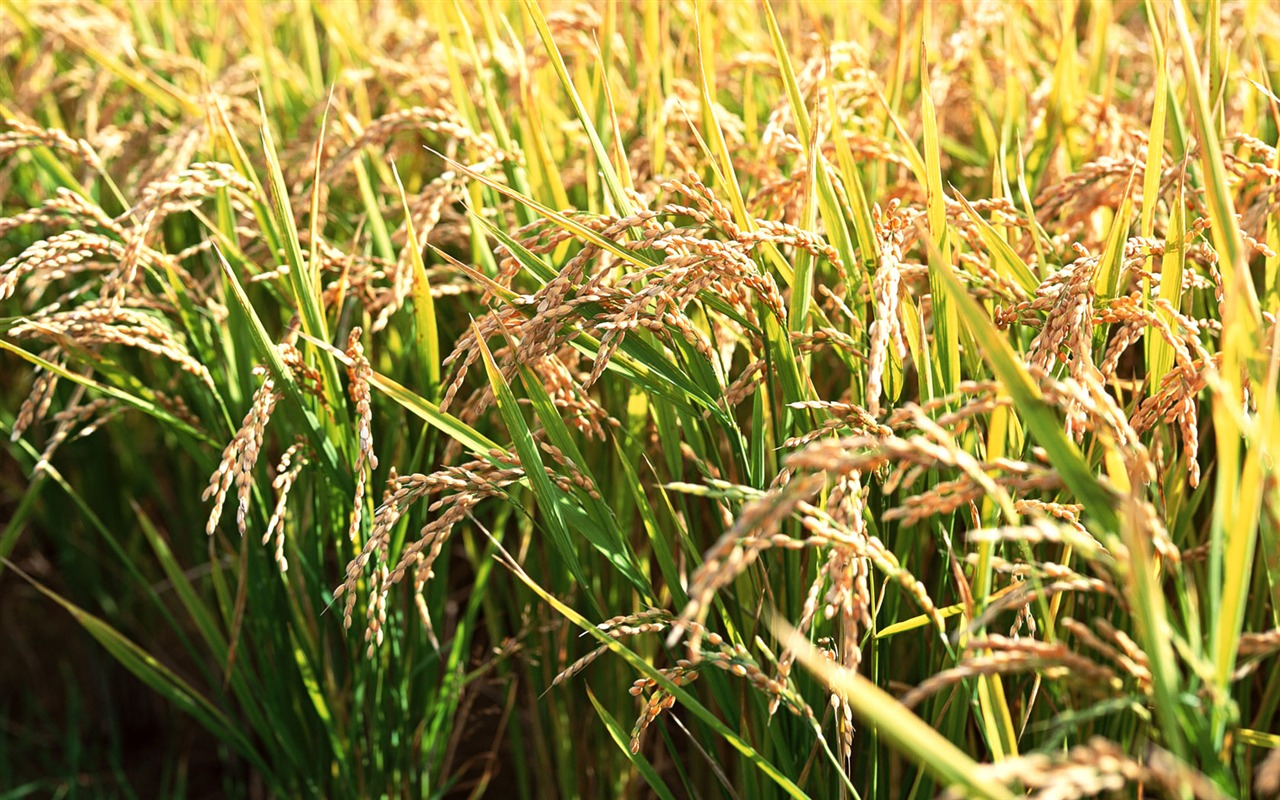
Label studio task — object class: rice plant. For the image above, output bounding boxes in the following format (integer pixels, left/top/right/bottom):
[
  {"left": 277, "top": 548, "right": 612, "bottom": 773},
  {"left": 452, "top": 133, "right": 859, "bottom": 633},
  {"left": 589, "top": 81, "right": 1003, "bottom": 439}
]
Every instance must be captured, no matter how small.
[{"left": 2, "top": 1, "right": 1278, "bottom": 798}]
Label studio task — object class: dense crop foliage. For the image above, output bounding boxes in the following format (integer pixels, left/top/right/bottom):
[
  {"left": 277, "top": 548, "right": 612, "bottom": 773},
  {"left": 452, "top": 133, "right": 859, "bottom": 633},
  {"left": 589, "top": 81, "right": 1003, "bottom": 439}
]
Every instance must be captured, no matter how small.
[{"left": 2, "top": 1, "right": 1280, "bottom": 797}]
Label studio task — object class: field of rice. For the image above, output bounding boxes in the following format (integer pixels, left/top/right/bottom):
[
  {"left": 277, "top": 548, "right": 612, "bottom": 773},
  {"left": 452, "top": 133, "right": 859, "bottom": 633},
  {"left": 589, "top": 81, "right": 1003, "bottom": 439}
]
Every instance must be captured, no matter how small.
[{"left": 2, "top": 1, "right": 1279, "bottom": 797}]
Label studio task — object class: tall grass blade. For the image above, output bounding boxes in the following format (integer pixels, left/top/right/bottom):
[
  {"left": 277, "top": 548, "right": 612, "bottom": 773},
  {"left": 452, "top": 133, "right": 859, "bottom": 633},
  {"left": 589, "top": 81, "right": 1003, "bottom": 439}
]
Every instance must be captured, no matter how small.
[{"left": 920, "top": 40, "right": 960, "bottom": 396}]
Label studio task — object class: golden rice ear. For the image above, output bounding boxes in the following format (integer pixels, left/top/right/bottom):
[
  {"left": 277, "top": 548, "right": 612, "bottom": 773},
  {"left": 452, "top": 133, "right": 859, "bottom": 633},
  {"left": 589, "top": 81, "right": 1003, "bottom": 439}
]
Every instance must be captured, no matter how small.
[
  {"left": 202, "top": 370, "right": 281, "bottom": 539},
  {"left": 1257, "top": 748, "right": 1280, "bottom": 798}
]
